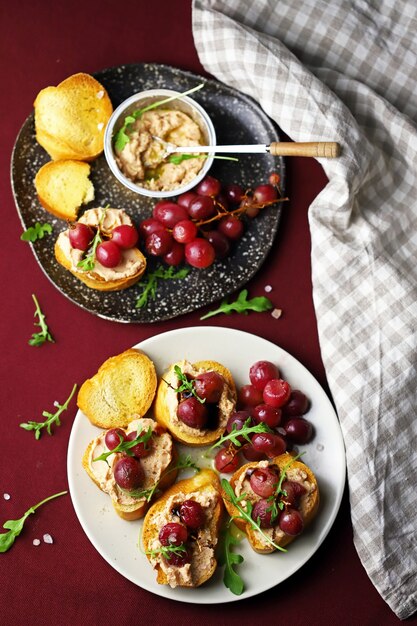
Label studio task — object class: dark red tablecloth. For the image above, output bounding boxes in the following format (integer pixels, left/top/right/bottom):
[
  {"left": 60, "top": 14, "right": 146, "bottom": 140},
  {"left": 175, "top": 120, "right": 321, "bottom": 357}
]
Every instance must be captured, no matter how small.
[{"left": 0, "top": 1, "right": 407, "bottom": 624}]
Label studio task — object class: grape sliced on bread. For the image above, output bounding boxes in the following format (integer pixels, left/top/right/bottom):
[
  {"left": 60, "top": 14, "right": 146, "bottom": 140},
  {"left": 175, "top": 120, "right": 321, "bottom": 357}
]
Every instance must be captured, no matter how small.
[{"left": 142, "top": 469, "right": 223, "bottom": 587}]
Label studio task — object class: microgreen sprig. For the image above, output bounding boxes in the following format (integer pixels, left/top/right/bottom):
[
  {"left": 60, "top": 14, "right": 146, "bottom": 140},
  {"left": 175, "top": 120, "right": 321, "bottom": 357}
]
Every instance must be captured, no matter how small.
[
  {"left": 266, "top": 453, "right": 304, "bottom": 521},
  {"left": 28, "top": 294, "right": 54, "bottom": 347},
  {"left": 220, "top": 521, "right": 245, "bottom": 595},
  {"left": 77, "top": 208, "right": 107, "bottom": 271},
  {"left": 167, "top": 365, "right": 205, "bottom": 404},
  {"left": 20, "top": 222, "right": 52, "bottom": 243},
  {"left": 200, "top": 289, "right": 273, "bottom": 320},
  {"left": 20, "top": 384, "right": 77, "bottom": 439},
  {"left": 114, "top": 83, "right": 205, "bottom": 152},
  {"left": 209, "top": 418, "right": 271, "bottom": 451},
  {"left": 167, "top": 154, "right": 239, "bottom": 165},
  {"left": 93, "top": 426, "right": 153, "bottom": 465},
  {"left": 221, "top": 479, "right": 287, "bottom": 553},
  {"left": 145, "top": 542, "right": 187, "bottom": 560},
  {"left": 135, "top": 265, "right": 190, "bottom": 309},
  {"left": 0, "top": 490, "right": 67, "bottom": 553}
]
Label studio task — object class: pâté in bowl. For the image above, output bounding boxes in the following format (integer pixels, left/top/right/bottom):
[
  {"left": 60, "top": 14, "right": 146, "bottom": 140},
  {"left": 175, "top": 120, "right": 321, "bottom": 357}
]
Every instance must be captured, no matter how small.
[{"left": 104, "top": 85, "right": 216, "bottom": 199}]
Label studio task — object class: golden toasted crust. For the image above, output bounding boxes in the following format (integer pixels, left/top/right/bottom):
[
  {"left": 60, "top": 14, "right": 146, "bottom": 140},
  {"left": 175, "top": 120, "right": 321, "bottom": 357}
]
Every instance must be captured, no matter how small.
[
  {"left": 35, "top": 159, "right": 94, "bottom": 220},
  {"left": 221, "top": 453, "right": 320, "bottom": 553},
  {"left": 54, "top": 239, "right": 146, "bottom": 291},
  {"left": 82, "top": 424, "right": 178, "bottom": 521},
  {"left": 34, "top": 72, "right": 113, "bottom": 161},
  {"left": 77, "top": 349, "right": 157, "bottom": 428},
  {"left": 153, "top": 360, "right": 236, "bottom": 447},
  {"left": 142, "top": 469, "right": 223, "bottom": 586}
]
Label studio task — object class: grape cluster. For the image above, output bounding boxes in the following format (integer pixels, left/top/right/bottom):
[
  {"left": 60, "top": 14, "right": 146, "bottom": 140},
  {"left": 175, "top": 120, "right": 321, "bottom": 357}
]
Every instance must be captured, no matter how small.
[
  {"left": 69, "top": 222, "right": 139, "bottom": 268},
  {"left": 105, "top": 427, "right": 151, "bottom": 492},
  {"left": 158, "top": 499, "right": 206, "bottom": 566},
  {"left": 214, "top": 360, "right": 314, "bottom": 473},
  {"left": 138, "top": 173, "right": 282, "bottom": 270}
]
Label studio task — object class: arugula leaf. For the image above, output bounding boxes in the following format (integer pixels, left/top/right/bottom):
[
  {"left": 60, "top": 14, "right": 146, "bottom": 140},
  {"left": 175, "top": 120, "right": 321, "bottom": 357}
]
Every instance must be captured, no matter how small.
[
  {"left": 114, "top": 83, "right": 205, "bottom": 152},
  {"left": 221, "top": 479, "right": 287, "bottom": 553},
  {"left": 145, "top": 542, "right": 187, "bottom": 559},
  {"left": 20, "top": 383, "right": 77, "bottom": 439},
  {"left": 0, "top": 490, "right": 67, "bottom": 553},
  {"left": 135, "top": 265, "right": 190, "bottom": 309},
  {"left": 221, "top": 521, "right": 245, "bottom": 595},
  {"left": 28, "top": 294, "right": 54, "bottom": 347},
  {"left": 209, "top": 418, "right": 271, "bottom": 451},
  {"left": 167, "top": 154, "right": 238, "bottom": 165},
  {"left": 92, "top": 426, "right": 153, "bottom": 464},
  {"left": 200, "top": 289, "right": 273, "bottom": 320},
  {"left": 167, "top": 365, "right": 205, "bottom": 404},
  {"left": 20, "top": 222, "right": 52, "bottom": 243}
]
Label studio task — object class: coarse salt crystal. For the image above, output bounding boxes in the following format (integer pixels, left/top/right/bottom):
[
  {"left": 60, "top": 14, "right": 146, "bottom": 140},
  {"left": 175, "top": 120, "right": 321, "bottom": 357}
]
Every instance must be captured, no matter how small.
[
  {"left": 43, "top": 533, "right": 53, "bottom": 544},
  {"left": 264, "top": 285, "right": 272, "bottom": 293},
  {"left": 271, "top": 308, "right": 282, "bottom": 319},
  {"left": 96, "top": 90, "right": 104, "bottom": 99},
  {"left": 3, "top": 493, "right": 10, "bottom": 500},
  {"left": 33, "top": 539, "right": 41, "bottom": 546}
]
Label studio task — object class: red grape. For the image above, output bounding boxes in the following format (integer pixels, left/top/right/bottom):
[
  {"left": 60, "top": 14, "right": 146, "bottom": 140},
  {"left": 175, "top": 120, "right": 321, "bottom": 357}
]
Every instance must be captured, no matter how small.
[
  {"left": 268, "top": 172, "right": 281, "bottom": 186},
  {"left": 69, "top": 223, "right": 94, "bottom": 250},
  {"left": 254, "top": 183, "right": 278, "bottom": 203},
  {"left": 172, "top": 219, "right": 198, "bottom": 244},
  {"left": 177, "top": 397, "right": 208, "bottom": 429},
  {"left": 263, "top": 379, "right": 291, "bottom": 408},
  {"left": 241, "top": 444, "right": 266, "bottom": 462},
  {"left": 194, "top": 371, "right": 224, "bottom": 403},
  {"left": 249, "top": 467, "right": 279, "bottom": 498},
  {"left": 177, "top": 191, "right": 198, "bottom": 209},
  {"left": 226, "top": 411, "right": 253, "bottom": 444},
  {"left": 104, "top": 428, "right": 125, "bottom": 450},
  {"left": 284, "top": 418, "right": 313, "bottom": 444},
  {"left": 251, "top": 432, "right": 286, "bottom": 457},
  {"left": 204, "top": 230, "right": 230, "bottom": 259},
  {"left": 145, "top": 230, "right": 173, "bottom": 256},
  {"left": 153, "top": 201, "right": 188, "bottom": 228},
  {"left": 113, "top": 456, "right": 144, "bottom": 491},
  {"left": 139, "top": 218, "right": 165, "bottom": 238},
  {"left": 214, "top": 446, "right": 239, "bottom": 473},
  {"left": 184, "top": 239, "right": 215, "bottom": 268},
  {"left": 187, "top": 195, "right": 216, "bottom": 220},
  {"left": 283, "top": 390, "right": 309, "bottom": 416},
  {"left": 164, "top": 545, "right": 192, "bottom": 567},
  {"left": 238, "top": 384, "right": 264, "bottom": 407},
  {"left": 251, "top": 499, "right": 274, "bottom": 528},
  {"left": 163, "top": 241, "right": 185, "bottom": 266},
  {"left": 281, "top": 480, "right": 306, "bottom": 507},
  {"left": 159, "top": 522, "right": 188, "bottom": 546},
  {"left": 196, "top": 175, "right": 221, "bottom": 197},
  {"left": 225, "top": 183, "right": 244, "bottom": 204},
  {"left": 218, "top": 215, "right": 244, "bottom": 240},
  {"left": 279, "top": 508, "right": 304, "bottom": 535},
  {"left": 111, "top": 224, "right": 138, "bottom": 249},
  {"left": 96, "top": 241, "right": 121, "bottom": 268},
  {"left": 249, "top": 360, "right": 280, "bottom": 391},
  {"left": 252, "top": 404, "right": 282, "bottom": 428},
  {"left": 125, "top": 430, "right": 152, "bottom": 458},
  {"left": 179, "top": 500, "right": 205, "bottom": 529}
]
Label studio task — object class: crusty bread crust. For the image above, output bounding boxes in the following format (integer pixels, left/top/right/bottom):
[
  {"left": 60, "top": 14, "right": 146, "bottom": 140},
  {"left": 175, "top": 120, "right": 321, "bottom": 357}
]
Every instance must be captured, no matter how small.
[
  {"left": 153, "top": 360, "right": 236, "bottom": 447},
  {"left": 34, "top": 72, "right": 113, "bottom": 161},
  {"left": 77, "top": 349, "right": 157, "bottom": 428},
  {"left": 35, "top": 159, "right": 94, "bottom": 220},
  {"left": 221, "top": 453, "right": 320, "bottom": 553},
  {"left": 82, "top": 427, "right": 178, "bottom": 521},
  {"left": 142, "top": 469, "right": 223, "bottom": 586}
]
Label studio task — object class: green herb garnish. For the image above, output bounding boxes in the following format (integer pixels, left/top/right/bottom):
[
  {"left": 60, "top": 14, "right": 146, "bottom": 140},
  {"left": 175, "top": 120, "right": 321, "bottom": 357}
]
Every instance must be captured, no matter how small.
[
  {"left": 209, "top": 417, "right": 271, "bottom": 451},
  {"left": 221, "top": 479, "right": 287, "bottom": 553},
  {"left": 20, "top": 383, "right": 77, "bottom": 439},
  {"left": 166, "top": 365, "right": 205, "bottom": 404},
  {"left": 0, "top": 490, "right": 67, "bottom": 553},
  {"left": 200, "top": 289, "right": 273, "bottom": 320},
  {"left": 93, "top": 426, "right": 153, "bottom": 465},
  {"left": 266, "top": 453, "right": 303, "bottom": 521},
  {"left": 20, "top": 222, "right": 52, "bottom": 243},
  {"left": 28, "top": 294, "right": 54, "bottom": 347},
  {"left": 167, "top": 154, "right": 239, "bottom": 165},
  {"left": 145, "top": 542, "right": 187, "bottom": 560},
  {"left": 77, "top": 208, "right": 107, "bottom": 271},
  {"left": 220, "top": 521, "right": 245, "bottom": 595},
  {"left": 135, "top": 265, "right": 190, "bottom": 309},
  {"left": 114, "top": 83, "right": 205, "bottom": 152}
]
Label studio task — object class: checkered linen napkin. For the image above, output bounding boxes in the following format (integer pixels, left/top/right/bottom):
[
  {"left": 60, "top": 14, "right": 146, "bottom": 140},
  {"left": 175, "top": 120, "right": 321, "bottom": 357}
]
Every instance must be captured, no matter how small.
[{"left": 192, "top": 0, "right": 417, "bottom": 619}]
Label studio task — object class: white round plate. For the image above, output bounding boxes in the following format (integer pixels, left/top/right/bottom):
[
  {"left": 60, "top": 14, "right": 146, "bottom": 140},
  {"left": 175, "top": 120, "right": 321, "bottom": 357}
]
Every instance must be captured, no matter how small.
[{"left": 67, "top": 327, "right": 346, "bottom": 604}]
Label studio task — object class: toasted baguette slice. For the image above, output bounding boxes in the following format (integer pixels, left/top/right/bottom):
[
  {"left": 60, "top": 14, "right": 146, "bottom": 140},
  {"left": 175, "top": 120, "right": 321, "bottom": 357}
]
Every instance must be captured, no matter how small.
[
  {"left": 35, "top": 159, "right": 94, "bottom": 220},
  {"left": 153, "top": 360, "right": 237, "bottom": 447},
  {"left": 221, "top": 453, "right": 319, "bottom": 553},
  {"left": 34, "top": 72, "right": 113, "bottom": 161},
  {"left": 82, "top": 418, "right": 178, "bottom": 520},
  {"left": 54, "top": 207, "right": 146, "bottom": 291},
  {"left": 142, "top": 469, "right": 223, "bottom": 587},
  {"left": 77, "top": 349, "right": 157, "bottom": 429}
]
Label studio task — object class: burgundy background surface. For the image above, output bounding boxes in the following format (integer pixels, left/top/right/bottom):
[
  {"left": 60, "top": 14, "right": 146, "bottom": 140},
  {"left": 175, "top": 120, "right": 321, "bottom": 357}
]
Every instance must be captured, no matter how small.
[{"left": 0, "top": 1, "right": 409, "bottom": 624}]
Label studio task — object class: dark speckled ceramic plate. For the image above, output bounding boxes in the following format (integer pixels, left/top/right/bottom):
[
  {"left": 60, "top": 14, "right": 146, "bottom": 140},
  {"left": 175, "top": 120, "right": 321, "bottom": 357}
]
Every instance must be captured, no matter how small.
[{"left": 11, "top": 63, "right": 284, "bottom": 323}]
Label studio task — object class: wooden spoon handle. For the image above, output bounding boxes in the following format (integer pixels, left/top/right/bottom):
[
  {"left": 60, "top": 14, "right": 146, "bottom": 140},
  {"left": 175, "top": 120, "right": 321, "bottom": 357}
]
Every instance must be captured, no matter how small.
[{"left": 269, "top": 141, "right": 341, "bottom": 158}]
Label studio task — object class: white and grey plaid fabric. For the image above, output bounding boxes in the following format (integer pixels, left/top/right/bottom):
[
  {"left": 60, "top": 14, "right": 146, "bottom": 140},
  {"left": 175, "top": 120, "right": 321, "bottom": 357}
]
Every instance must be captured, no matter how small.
[{"left": 192, "top": 0, "right": 417, "bottom": 619}]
